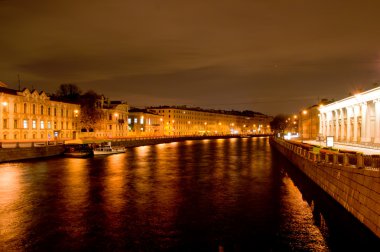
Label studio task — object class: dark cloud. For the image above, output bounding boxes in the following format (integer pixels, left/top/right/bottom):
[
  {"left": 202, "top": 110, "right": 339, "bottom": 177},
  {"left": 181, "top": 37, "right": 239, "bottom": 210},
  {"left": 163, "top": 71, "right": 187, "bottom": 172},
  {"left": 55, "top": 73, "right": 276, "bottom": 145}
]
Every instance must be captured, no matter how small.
[{"left": 2, "top": 0, "right": 380, "bottom": 115}]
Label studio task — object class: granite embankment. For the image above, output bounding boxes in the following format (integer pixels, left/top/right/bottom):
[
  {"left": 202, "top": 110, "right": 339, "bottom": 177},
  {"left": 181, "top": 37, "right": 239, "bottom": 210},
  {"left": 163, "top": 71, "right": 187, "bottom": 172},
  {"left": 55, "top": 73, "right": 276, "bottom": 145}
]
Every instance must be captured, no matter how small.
[
  {"left": 0, "top": 142, "right": 65, "bottom": 163},
  {"left": 0, "top": 134, "right": 272, "bottom": 163},
  {"left": 271, "top": 137, "right": 380, "bottom": 238}
]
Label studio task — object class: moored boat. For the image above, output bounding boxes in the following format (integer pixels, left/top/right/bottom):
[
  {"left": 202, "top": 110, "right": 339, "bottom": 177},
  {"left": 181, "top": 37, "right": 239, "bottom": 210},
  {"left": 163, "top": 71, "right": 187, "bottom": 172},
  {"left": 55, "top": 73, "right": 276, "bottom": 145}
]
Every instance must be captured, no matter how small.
[
  {"left": 93, "top": 142, "right": 126, "bottom": 155},
  {"left": 64, "top": 144, "right": 94, "bottom": 158}
]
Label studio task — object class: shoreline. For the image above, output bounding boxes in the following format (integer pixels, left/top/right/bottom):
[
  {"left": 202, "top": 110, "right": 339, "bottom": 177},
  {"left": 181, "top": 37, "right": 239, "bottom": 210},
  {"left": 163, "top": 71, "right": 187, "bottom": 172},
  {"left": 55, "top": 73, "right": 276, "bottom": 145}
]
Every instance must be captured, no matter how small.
[{"left": 0, "top": 134, "right": 272, "bottom": 163}]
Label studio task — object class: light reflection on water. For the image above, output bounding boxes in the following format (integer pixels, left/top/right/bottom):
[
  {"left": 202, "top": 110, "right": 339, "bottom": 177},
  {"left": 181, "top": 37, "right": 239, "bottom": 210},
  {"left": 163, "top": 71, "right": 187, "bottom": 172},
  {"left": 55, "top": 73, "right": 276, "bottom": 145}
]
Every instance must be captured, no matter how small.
[{"left": 0, "top": 137, "right": 378, "bottom": 251}]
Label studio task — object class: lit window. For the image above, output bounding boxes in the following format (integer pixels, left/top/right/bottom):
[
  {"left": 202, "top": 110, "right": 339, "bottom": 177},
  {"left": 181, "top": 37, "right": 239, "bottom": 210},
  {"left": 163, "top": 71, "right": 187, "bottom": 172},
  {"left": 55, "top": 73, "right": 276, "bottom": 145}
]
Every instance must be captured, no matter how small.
[
  {"left": 32, "top": 120, "right": 36, "bottom": 129},
  {"left": 40, "top": 120, "right": 44, "bottom": 129},
  {"left": 128, "top": 118, "right": 132, "bottom": 124},
  {"left": 134, "top": 118, "right": 137, "bottom": 123},
  {"left": 23, "top": 120, "right": 28, "bottom": 129},
  {"left": 47, "top": 121, "right": 51, "bottom": 129},
  {"left": 140, "top": 117, "right": 144, "bottom": 124}
]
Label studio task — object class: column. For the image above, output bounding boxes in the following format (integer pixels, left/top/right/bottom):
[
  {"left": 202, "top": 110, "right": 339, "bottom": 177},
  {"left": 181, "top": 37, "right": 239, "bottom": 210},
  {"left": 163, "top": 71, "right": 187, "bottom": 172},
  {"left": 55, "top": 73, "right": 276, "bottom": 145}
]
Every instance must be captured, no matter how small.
[
  {"left": 340, "top": 108, "right": 345, "bottom": 141},
  {"left": 335, "top": 110, "right": 340, "bottom": 140},
  {"left": 361, "top": 102, "right": 370, "bottom": 142},
  {"left": 346, "top": 107, "right": 352, "bottom": 142},
  {"left": 353, "top": 105, "right": 359, "bottom": 142},
  {"left": 320, "top": 113, "right": 325, "bottom": 137},
  {"left": 326, "top": 112, "right": 331, "bottom": 136},
  {"left": 374, "top": 99, "right": 380, "bottom": 143}
]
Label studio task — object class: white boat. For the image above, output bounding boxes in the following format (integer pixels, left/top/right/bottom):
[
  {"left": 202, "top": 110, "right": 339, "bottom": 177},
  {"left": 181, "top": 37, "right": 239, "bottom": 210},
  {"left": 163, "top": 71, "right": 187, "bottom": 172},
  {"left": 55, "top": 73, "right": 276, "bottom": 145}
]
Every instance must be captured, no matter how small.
[{"left": 93, "top": 142, "right": 126, "bottom": 155}]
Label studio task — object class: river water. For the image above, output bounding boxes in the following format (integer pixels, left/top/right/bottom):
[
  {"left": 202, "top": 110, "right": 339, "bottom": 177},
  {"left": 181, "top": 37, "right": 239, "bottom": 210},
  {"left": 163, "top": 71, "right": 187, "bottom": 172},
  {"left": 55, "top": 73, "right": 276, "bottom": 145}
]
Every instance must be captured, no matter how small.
[{"left": 0, "top": 137, "right": 379, "bottom": 251}]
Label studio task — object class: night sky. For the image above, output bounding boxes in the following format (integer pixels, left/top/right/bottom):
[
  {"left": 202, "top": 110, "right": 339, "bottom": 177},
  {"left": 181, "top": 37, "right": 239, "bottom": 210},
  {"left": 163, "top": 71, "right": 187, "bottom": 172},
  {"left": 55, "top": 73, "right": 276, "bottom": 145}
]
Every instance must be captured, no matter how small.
[{"left": 1, "top": 0, "right": 380, "bottom": 115}]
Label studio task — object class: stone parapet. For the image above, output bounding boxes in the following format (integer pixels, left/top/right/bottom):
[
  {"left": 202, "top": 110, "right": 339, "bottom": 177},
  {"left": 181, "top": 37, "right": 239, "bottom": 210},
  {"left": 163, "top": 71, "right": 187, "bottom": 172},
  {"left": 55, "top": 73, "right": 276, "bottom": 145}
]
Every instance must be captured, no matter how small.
[{"left": 271, "top": 137, "right": 380, "bottom": 238}]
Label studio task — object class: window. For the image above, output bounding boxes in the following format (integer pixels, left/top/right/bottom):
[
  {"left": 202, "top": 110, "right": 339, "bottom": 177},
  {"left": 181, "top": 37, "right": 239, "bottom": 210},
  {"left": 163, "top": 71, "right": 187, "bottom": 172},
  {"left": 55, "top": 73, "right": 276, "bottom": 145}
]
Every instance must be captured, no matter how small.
[
  {"left": 48, "top": 107, "right": 51, "bottom": 116},
  {"left": 14, "top": 104, "right": 17, "bottom": 113},
  {"left": 109, "top": 114, "right": 112, "bottom": 120},
  {"left": 3, "top": 119, "right": 7, "bottom": 129},
  {"left": 128, "top": 118, "right": 131, "bottom": 124},
  {"left": 54, "top": 108, "right": 56, "bottom": 116},
  {"left": 140, "top": 117, "right": 144, "bottom": 124},
  {"left": 33, "top": 104, "right": 36, "bottom": 114},
  {"left": 109, "top": 125, "right": 112, "bottom": 130},
  {"left": 40, "top": 120, "right": 44, "bottom": 129},
  {"left": 61, "top": 122, "right": 63, "bottom": 129},
  {"left": 24, "top": 103, "right": 27, "bottom": 113},
  {"left": 134, "top": 118, "right": 137, "bottom": 123},
  {"left": 47, "top": 121, "right": 51, "bottom": 129},
  {"left": 41, "top": 105, "right": 44, "bottom": 115},
  {"left": 23, "top": 119, "right": 28, "bottom": 129},
  {"left": 14, "top": 119, "right": 17, "bottom": 129},
  {"left": 32, "top": 120, "right": 36, "bottom": 129},
  {"left": 54, "top": 121, "right": 57, "bottom": 129}
]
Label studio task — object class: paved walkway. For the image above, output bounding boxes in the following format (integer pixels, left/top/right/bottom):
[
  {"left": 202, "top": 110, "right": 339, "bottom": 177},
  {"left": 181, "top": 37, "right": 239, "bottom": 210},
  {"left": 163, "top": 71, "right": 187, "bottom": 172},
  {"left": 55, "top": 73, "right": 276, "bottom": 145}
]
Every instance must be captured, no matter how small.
[{"left": 303, "top": 140, "right": 380, "bottom": 155}]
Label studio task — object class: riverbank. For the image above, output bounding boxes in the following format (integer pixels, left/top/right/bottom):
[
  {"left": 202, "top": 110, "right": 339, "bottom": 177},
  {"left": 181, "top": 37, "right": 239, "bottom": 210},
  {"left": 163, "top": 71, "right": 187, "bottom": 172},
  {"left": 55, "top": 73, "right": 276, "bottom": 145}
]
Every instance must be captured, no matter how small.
[
  {"left": 0, "top": 134, "right": 272, "bottom": 163},
  {"left": 270, "top": 137, "right": 380, "bottom": 238}
]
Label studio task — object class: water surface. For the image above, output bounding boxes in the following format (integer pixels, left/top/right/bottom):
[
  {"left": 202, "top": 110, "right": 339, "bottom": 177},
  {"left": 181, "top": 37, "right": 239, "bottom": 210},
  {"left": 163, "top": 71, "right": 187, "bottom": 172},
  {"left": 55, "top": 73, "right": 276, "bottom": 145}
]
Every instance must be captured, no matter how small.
[{"left": 0, "top": 137, "right": 378, "bottom": 251}]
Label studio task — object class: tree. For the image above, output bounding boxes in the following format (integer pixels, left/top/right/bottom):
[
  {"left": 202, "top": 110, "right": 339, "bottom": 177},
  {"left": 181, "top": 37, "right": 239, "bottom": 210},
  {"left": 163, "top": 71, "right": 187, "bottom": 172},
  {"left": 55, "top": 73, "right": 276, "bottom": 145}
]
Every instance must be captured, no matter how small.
[
  {"left": 270, "top": 114, "right": 288, "bottom": 133},
  {"left": 79, "top": 90, "right": 102, "bottom": 132},
  {"left": 54, "top": 83, "right": 82, "bottom": 103}
]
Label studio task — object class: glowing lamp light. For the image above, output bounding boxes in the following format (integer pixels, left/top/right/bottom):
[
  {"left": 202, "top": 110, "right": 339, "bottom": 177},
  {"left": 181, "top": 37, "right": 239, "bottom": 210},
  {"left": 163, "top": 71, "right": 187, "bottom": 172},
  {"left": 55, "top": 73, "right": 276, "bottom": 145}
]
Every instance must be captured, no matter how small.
[
  {"left": 114, "top": 113, "right": 119, "bottom": 117},
  {"left": 2, "top": 101, "right": 8, "bottom": 106},
  {"left": 302, "top": 110, "right": 307, "bottom": 115}
]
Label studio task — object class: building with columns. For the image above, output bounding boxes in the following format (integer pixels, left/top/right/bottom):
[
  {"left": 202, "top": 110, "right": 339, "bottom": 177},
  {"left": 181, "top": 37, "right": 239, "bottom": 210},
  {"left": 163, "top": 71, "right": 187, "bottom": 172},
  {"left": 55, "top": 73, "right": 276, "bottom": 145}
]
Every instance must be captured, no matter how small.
[{"left": 319, "top": 87, "right": 380, "bottom": 144}]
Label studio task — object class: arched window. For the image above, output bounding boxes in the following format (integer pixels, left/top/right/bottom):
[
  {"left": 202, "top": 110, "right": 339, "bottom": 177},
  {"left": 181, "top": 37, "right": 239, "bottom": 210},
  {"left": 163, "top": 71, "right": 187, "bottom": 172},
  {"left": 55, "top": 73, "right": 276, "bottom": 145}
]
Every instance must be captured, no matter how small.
[
  {"left": 41, "top": 105, "right": 44, "bottom": 115},
  {"left": 32, "top": 104, "right": 36, "bottom": 114},
  {"left": 24, "top": 103, "right": 27, "bottom": 113}
]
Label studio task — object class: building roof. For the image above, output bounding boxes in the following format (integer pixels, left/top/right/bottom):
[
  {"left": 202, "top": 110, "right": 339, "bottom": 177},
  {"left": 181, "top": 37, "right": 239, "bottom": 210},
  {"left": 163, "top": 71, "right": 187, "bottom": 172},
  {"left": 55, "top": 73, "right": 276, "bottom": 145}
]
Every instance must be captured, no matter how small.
[{"left": 0, "top": 86, "right": 19, "bottom": 95}]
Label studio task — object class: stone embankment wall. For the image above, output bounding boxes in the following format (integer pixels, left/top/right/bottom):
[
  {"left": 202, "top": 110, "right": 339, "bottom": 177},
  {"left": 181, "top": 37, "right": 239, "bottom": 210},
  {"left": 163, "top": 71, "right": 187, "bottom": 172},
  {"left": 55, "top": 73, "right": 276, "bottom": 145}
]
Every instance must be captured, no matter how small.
[
  {"left": 0, "top": 142, "right": 65, "bottom": 163},
  {"left": 271, "top": 137, "right": 380, "bottom": 238}
]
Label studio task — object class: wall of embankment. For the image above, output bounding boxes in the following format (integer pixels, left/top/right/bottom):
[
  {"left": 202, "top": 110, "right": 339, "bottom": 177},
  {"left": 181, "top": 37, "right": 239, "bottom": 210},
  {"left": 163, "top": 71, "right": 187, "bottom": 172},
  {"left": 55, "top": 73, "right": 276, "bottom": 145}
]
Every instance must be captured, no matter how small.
[
  {"left": 271, "top": 137, "right": 380, "bottom": 238},
  {"left": 0, "top": 144, "right": 65, "bottom": 163}
]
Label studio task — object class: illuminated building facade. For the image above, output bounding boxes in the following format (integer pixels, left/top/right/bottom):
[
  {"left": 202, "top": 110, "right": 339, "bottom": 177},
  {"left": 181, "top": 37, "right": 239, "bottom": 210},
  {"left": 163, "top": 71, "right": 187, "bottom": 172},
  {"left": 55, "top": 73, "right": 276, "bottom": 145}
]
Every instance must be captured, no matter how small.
[
  {"left": 298, "top": 105, "right": 320, "bottom": 140},
  {"left": 319, "top": 87, "right": 380, "bottom": 144},
  {"left": 88, "top": 100, "right": 129, "bottom": 138},
  {"left": 0, "top": 84, "right": 80, "bottom": 141},
  {"left": 148, "top": 106, "right": 272, "bottom": 136},
  {"left": 128, "top": 108, "right": 163, "bottom": 135}
]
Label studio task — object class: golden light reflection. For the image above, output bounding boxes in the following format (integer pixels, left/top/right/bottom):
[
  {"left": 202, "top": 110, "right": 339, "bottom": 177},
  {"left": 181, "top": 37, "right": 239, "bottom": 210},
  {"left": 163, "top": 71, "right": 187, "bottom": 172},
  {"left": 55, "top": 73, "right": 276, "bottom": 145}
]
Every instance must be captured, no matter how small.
[
  {"left": 60, "top": 158, "right": 88, "bottom": 239},
  {"left": 0, "top": 164, "right": 23, "bottom": 246},
  {"left": 280, "top": 175, "right": 328, "bottom": 250},
  {"left": 103, "top": 153, "right": 128, "bottom": 230}
]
